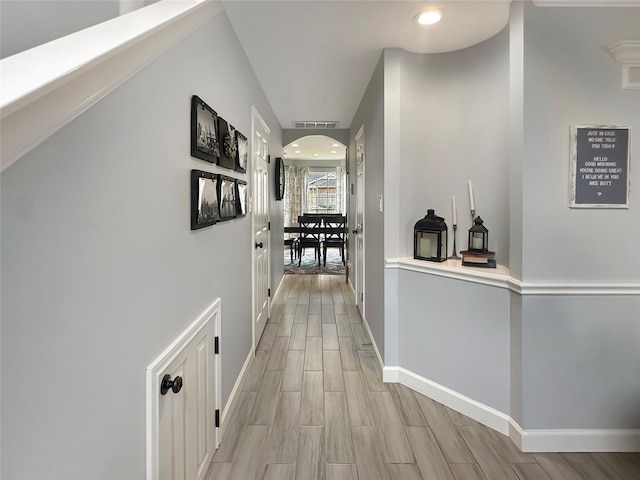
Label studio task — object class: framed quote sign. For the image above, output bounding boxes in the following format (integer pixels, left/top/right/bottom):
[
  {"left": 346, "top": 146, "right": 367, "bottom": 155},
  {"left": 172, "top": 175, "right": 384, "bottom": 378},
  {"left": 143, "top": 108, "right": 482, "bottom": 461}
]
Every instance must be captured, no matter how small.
[{"left": 570, "top": 125, "right": 630, "bottom": 208}]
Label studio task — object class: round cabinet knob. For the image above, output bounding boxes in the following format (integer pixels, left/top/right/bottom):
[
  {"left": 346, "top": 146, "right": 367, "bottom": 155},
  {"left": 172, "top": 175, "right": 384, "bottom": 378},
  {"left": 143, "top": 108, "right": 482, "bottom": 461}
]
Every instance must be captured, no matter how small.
[
  {"left": 255, "top": 242, "right": 264, "bottom": 249},
  {"left": 160, "top": 374, "right": 183, "bottom": 395}
]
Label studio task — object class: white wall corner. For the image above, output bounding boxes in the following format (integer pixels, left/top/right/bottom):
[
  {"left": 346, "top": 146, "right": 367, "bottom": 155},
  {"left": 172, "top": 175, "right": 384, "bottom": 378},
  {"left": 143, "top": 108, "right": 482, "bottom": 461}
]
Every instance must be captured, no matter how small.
[{"left": 607, "top": 40, "right": 640, "bottom": 90}]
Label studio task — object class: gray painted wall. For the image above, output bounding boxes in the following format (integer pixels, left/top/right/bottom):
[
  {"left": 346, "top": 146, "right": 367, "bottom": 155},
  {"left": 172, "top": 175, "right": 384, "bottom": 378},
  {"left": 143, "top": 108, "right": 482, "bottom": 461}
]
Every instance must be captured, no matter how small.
[
  {"left": 0, "top": 0, "right": 120, "bottom": 59},
  {"left": 397, "top": 30, "right": 510, "bottom": 266},
  {"left": 350, "top": 53, "right": 386, "bottom": 359},
  {"left": 522, "top": 295, "right": 640, "bottom": 429},
  {"left": 514, "top": 3, "right": 640, "bottom": 431},
  {"left": 381, "top": 32, "right": 509, "bottom": 382},
  {"left": 520, "top": 3, "right": 640, "bottom": 282},
  {"left": 1, "top": 11, "right": 282, "bottom": 480},
  {"left": 398, "top": 271, "right": 511, "bottom": 414}
]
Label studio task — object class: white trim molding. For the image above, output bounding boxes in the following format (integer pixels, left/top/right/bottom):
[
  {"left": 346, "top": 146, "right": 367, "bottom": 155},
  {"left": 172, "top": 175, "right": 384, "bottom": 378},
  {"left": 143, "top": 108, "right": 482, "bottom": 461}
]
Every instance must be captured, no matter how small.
[
  {"left": 607, "top": 41, "right": 640, "bottom": 90},
  {"left": 1, "top": 0, "right": 224, "bottom": 171},
  {"left": 362, "top": 314, "right": 384, "bottom": 371},
  {"left": 385, "top": 365, "right": 640, "bottom": 453},
  {"left": 386, "top": 257, "right": 640, "bottom": 296}
]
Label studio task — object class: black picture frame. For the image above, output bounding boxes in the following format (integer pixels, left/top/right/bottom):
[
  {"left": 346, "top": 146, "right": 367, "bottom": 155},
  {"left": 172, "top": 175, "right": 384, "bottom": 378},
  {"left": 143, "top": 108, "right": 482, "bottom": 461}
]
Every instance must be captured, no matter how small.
[
  {"left": 236, "top": 131, "right": 248, "bottom": 173},
  {"left": 218, "top": 175, "right": 237, "bottom": 219},
  {"left": 236, "top": 179, "right": 248, "bottom": 216},
  {"left": 218, "top": 117, "right": 237, "bottom": 170},
  {"left": 275, "top": 157, "right": 285, "bottom": 200},
  {"left": 191, "top": 96, "right": 219, "bottom": 163},
  {"left": 191, "top": 170, "right": 220, "bottom": 230}
]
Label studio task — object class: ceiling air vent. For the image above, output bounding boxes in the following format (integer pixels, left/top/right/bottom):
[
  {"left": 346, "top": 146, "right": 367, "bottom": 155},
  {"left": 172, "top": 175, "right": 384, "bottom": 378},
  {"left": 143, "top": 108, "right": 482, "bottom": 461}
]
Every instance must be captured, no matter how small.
[{"left": 292, "top": 121, "right": 339, "bottom": 129}]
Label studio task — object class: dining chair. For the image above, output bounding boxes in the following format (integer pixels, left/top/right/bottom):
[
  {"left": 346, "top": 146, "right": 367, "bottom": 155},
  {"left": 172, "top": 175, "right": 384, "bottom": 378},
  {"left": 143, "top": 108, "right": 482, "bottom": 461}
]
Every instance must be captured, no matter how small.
[
  {"left": 297, "top": 215, "right": 322, "bottom": 266},
  {"left": 322, "top": 215, "right": 346, "bottom": 266},
  {"left": 284, "top": 234, "right": 298, "bottom": 263}
]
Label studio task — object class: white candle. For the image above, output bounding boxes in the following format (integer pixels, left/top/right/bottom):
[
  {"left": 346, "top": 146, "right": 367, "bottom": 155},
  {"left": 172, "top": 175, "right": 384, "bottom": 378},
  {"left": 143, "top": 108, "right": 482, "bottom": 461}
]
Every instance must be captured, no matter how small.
[
  {"left": 452, "top": 195, "right": 457, "bottom": 225},
  {"left": 420, "top": 237, "right": 432, "bottom": 258},
  {"left": 472, "top": 236, "right": 483, "bottom": 249},
  {"left": 468, "top": 180, "right": 475, "bottom": 212}
]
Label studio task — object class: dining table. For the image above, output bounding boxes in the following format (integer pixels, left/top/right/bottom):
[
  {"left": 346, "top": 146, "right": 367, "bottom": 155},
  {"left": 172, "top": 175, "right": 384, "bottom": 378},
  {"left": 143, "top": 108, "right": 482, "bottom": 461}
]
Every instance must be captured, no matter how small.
[{"left": 284, "top": 224, "right": 349, "bottom": 266}]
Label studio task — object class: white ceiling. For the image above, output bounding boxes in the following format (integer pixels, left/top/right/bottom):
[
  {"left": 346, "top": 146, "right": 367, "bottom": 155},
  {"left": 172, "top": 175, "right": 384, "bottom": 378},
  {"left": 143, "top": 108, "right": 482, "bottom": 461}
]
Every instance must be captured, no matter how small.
[
  {"left": 222, "top": 0, "right": 511, "bottom": 132},
  {"left": 283, "top": 135, "right": 347, "bottom": 161}
]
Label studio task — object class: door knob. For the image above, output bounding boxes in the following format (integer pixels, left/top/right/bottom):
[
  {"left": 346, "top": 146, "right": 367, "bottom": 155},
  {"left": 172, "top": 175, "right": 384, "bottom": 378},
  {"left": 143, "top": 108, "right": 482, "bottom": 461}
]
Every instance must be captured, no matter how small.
[
  {"left": 255, "top": 242, "right": 264, "bottom": 249},
  {"left": 160, "top": 374, "right": 183, "bottom": 395}
]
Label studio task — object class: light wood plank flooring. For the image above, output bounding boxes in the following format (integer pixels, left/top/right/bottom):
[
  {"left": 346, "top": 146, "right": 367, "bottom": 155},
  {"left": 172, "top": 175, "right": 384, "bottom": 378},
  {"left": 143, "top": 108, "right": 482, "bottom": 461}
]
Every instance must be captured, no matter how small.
[{"left": 208, "top": 275, "right": 640, "bottom": 480}]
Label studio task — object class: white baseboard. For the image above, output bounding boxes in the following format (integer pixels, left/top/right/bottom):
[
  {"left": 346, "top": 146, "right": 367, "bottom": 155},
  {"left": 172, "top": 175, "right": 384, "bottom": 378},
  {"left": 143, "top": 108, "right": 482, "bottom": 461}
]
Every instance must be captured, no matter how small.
[
  {"left": 348, "top": 278, "right": 356, "bottom": 298},
  {"left": 510, "top": 419, "right": 640, "bottom": 452},
  {"left": 361, "top": 314, "right": 384, "bottom": 371},
  {"left": 272, "top": 275, "right": 285, "bottom": 304},
  {"left": 383, "top": 366, "right": 510, "bottom": 435},
  {"left": 219, "top": 347, "right": 254, "bottom": 442},
  {"left": 385, "top": 365, "right": 640, "bottom": 452}
]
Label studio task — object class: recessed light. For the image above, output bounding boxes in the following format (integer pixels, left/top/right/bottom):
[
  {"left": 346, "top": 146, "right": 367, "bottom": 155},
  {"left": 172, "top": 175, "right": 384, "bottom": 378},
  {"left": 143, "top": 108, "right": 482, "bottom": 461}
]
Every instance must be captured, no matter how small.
[
  {"left": 331, "top": 151, "right": 337, "bottom": 154},
  {"left": 313, "top": 154, "right": 319, "bottom": 157},
  {"left": 292, "top": 143, "right": 299, "bottom": 147},
  {"left": 415, "top": 9, "right": 442, "bottom": 26},
  {"left": 332, "top": 143, "right": 340, "bottom": 147},
  {"left": 295, "top": 150, "right": 301, "bottom": 154}
]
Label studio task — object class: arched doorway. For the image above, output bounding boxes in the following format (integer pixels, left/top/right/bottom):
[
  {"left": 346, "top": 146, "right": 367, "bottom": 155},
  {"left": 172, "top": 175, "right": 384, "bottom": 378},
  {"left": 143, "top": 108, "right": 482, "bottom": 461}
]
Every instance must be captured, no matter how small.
[{"left": 281, "top": 135, "right": 348, "bottom": 276}]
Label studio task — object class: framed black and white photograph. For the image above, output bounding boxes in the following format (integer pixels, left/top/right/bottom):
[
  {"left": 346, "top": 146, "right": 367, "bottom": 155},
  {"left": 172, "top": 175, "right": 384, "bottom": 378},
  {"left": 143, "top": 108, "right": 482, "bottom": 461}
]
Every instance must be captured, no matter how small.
[
  {"left": 191, "top": 170, "right": 220, "bottom": 230},
  {"left": 236, "top": 131, "right": 248, "bottom": 173},
  {"left": 236, "top": 179, "right": 248, "bottom": 216},
  {"left": 191, "top": 96, "right": 219, "bottom": 163},
  {"left": 275, "top": 156, "right": 286, "bottom": 200},
  {"left": 218, "top": 175, "right": 237, "bottom": 219},
  {"left": 218, "top": 117, "right": 237, "bottom": 170},
  {"left": 570, "top": 125, "right": 630, "bottom": 208}
]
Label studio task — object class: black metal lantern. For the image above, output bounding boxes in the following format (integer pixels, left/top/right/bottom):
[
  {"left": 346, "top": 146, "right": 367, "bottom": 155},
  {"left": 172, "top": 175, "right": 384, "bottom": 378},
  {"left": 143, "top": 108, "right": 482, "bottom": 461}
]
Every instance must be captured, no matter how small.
[
  {"left": 414, "top": 209, "right": 448, "bottom": 262},
  {"left": 468, "top": 216, "right": 489, "bottom": 252}
]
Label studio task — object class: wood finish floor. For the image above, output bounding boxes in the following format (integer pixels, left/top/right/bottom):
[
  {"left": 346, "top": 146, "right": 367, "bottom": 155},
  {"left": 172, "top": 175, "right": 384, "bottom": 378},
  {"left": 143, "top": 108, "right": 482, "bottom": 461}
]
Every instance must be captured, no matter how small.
[{"left": 208, "top": 275, "right": 640, "bottom": 480}]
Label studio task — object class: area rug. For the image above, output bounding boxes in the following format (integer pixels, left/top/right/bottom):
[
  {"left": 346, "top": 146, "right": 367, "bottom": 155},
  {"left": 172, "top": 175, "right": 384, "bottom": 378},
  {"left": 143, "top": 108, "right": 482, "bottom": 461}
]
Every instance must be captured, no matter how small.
[{"left": 284, "top": 249, "right": 346, "bottom": 275}]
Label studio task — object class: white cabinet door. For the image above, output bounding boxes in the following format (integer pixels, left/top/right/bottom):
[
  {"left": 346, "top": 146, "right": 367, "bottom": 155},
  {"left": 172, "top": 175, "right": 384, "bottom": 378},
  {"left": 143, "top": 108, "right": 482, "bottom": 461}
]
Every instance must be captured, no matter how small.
[{"left": 148, "top": 301, "right": 219, "bottom": 480}]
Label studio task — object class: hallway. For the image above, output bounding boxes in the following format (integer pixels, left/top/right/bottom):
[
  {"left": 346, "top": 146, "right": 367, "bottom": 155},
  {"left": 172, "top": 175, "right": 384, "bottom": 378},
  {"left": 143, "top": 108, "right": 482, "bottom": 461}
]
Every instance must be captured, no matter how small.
[{"left": 207, "top": 275, "right": 640, "bottom": 480}]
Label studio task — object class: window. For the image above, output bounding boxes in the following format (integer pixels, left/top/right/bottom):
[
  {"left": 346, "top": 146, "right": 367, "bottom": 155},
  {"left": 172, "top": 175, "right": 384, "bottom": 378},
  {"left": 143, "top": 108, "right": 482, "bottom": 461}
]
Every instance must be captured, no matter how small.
[{"left": 307, "top": 170, "right": 337, "bottom": 213}]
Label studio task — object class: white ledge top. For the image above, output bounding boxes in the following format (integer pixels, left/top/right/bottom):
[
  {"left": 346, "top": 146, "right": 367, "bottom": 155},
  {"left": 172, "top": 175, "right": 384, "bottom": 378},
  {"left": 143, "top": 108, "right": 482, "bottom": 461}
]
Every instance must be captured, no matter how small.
[
  {"left": 386, "top": 257, "right": 640, "bottom": 295},
  {"left": 386, "top": 257, "right": 512, "bottom": 289}
]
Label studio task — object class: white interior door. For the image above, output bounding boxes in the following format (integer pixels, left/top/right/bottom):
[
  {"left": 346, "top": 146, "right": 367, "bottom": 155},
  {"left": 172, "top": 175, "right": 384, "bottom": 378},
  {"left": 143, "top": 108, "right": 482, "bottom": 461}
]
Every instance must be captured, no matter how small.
[
  {"left": 355, "top": 127, "right": 365, "bottom": 317},
  {"left": 252, "top": 107, "right": 270, "bottom": 350}
]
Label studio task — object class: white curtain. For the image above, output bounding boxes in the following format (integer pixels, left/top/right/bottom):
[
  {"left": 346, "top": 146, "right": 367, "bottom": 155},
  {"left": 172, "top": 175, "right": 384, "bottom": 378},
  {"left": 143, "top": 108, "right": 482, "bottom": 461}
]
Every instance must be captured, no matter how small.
[
  {"left": 284, "top": 166, "right": 308, "bottom": 230},
  {"left": 336, "top": 164, "right": 347, "bottom": 214}
]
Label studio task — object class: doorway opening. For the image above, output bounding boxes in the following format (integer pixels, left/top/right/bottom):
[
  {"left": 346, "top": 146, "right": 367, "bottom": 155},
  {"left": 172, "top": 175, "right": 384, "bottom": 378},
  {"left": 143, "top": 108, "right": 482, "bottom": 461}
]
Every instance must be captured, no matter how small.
[{"left": 281, "top": 135, "right": 347, "bottom": 276}]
